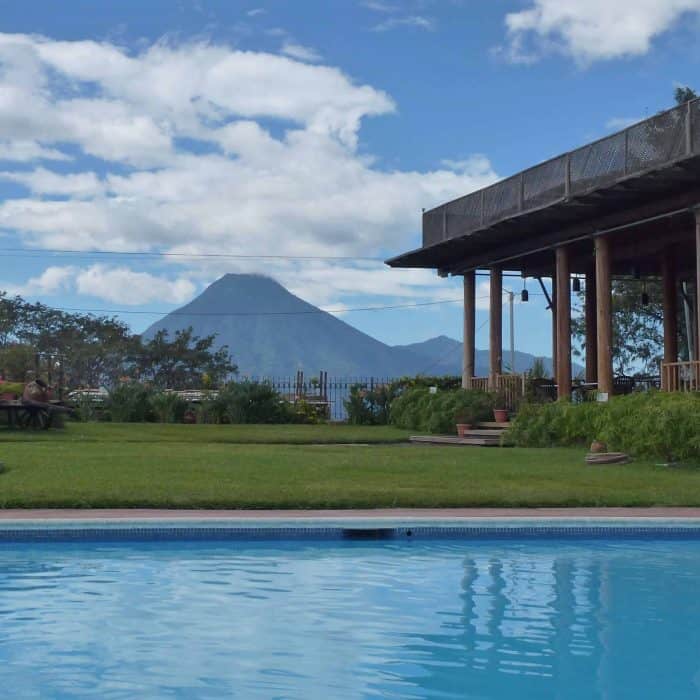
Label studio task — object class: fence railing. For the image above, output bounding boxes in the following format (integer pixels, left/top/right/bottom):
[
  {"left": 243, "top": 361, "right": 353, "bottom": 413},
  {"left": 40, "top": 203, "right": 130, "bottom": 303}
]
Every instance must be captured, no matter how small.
[
  {"left": 465, "top": 374, "right": 526, "bottom": 409},
  {"left": 661, "top": 361, "right": 700, "bottom": 392},
  {"left": 424, "top": 98, "right": 698, "bottom": 247}
]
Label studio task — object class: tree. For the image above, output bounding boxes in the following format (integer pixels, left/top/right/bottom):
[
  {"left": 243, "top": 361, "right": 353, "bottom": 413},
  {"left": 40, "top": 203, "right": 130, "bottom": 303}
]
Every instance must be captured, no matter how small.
[{"left": 131, "top": 327, "right": 236, "bottom": 389}]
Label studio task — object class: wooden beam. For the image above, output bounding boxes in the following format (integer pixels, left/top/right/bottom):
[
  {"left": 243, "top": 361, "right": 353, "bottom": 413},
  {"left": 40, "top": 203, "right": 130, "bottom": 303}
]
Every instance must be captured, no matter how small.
[
  {"left": 585, "top": 264, "right": 597, "bottom": 383},
  {"left": 595, "top": 236, "right": 613, "bottom": 397},
  {"left": 662, "top": 248, "right": 678, "bottom": 368},
  {"left": 555, "top": 247, "right": 572, "bottom": 400},
  {"left": 489, "top": 267, "right": 502, "bottom": 388},
  {"left": 462, "top": 271, "right": 475, "bottom": 389}
]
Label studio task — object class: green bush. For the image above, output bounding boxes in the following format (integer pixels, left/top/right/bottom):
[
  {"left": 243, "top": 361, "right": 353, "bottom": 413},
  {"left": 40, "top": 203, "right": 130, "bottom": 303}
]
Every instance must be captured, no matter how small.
[
  {"left": 107, "top": 383, "right": 155, "bottom": 423},
  {"left": 345, "top": 383, "right": 399, "bottom": 425},
  {"left": 507, "top": 391, "right": 700, "bottom": 461},
  {"left": 215, "top": 381, "right": 294, "bottom": 424},
  {"left": 389, "top": 388, "right": 494, "bottom": 434},
  {"left": 150, "top": 392, "right": 188, "bottom": 424}
]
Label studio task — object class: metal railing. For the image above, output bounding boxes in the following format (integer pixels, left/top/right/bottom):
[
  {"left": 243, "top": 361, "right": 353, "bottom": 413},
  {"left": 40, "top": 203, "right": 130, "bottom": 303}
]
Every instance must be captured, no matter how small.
[
  {"left": 661, "top": 361, "right": 700, "bottom": 392},
  {"left": 424, "top": 98, "right": 698, "bottom": 247}
]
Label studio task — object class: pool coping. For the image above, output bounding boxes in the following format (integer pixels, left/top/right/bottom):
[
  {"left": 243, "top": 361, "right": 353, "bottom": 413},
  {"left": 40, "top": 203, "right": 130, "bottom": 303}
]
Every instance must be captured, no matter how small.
[{"left": 3, "top": 509, "right": 700, "bottom": 540}]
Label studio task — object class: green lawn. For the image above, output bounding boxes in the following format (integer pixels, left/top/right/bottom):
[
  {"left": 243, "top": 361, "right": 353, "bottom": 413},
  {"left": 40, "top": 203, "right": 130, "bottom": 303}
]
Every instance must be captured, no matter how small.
[
  {"left": 0, "top": 422, "right": 412, "bottom": 445},
  {"left": 1, "top": 423, "right": 700, "bottom": 508}
]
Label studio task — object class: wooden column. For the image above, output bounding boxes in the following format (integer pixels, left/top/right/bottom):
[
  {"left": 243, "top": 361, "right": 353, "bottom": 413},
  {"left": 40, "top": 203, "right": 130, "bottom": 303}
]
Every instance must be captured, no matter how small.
[
  {"left": 662, "top": 249, "right": 678, "bottom": 366},
  {"left": 551, "top": 278, "right": 557, "bottom": 380},
  {"left": 595, "top": 236, "right": 613, "bottom": 398},
  {"left": 585, "top": 265, "right": 597, "bottom": 383},
  {"left": 489, "top": 267, "right": 502, "bottom": 389},
  {"left": 555, "top": 247, "right": 572, "bottom": 400},
  {"left": 462, "top": 271, "right": 475, "bottom": 389},
  {"left": 696, "top": 209, "right": 700, "bottom": 359}
]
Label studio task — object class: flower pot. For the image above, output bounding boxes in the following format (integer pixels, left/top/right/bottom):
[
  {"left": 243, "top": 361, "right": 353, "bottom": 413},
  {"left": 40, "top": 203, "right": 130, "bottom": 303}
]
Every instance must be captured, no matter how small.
[
  {"left": 493, "top": 408, "right": 508, "bottom": 423},
  {"left": 456, "top": 423, "right": 472, "bottom": 438}
]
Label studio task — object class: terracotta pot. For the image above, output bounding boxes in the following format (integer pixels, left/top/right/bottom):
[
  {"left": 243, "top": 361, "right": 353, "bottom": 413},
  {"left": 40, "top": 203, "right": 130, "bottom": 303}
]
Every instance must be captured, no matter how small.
[
  {"left": 456, "top": 423, "right": 472, "bottom": 438},
  {"left": 493, "top": 408, "right": 509, "bottom": 423}
]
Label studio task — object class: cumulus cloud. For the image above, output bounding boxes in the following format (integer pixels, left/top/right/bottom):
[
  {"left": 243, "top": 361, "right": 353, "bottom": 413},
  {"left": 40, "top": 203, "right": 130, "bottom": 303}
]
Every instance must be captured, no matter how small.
[
  {"left": 0, "top": 32, "right": 498, "bottom": 309},
  {"left": 0, "top": 140, "right": 71, "bottom": 162},
  {"left": 503, "top": 0, "right": 700, "bottom": 64},
  {"left": 1, "top": 264, "right": 196, "bottom": 305},
  {"left": 3, "top": 266, "right": 76, "bottom": 296},
  {"left": 75, "top": 265, "right": 196, "bottom": 305}
]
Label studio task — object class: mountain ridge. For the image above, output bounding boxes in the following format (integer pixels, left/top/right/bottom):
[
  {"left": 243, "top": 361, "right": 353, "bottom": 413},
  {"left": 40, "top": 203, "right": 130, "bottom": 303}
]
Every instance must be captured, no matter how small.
[{"left": 143, "top": 273, "right": 563, "bottom": 377}]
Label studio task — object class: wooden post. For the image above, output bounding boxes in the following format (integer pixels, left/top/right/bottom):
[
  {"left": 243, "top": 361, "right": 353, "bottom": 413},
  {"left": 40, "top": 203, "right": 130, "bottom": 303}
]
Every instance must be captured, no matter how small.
[
  {"left": 595, "top": 236, "right": 613, "bottom": 398},
  {"left": 489, "top": 267, "right": 502, "bottom": 389},
  {"left": 696, "top": 208, "right": 700, "bottom": 359},
  {"left": 585, "top": 265, "right": 597, "bottom": 383},
  {"left": 551, "top": 277, "right": 557, "bottom": 380},
  {"left": 462, "top": 271, "right": 476, "bottom": 389},
  {"left": 662, "top": 249, "right": 678, "bottom": 373},
  {"left": 555, "top": 247, "right": 572, "bottom": 400}
]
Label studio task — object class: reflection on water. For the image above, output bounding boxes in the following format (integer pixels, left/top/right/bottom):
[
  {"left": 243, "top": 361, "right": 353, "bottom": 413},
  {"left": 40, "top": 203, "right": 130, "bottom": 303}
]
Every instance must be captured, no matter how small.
[{"left": 0, "top": 539, "right": 699, "bottom": 699}]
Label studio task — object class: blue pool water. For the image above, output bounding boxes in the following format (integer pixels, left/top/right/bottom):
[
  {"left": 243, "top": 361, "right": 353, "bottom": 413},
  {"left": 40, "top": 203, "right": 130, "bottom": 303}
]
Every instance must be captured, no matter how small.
[{"left": 1, "top": 537, "right": 700, "bottom": 699}]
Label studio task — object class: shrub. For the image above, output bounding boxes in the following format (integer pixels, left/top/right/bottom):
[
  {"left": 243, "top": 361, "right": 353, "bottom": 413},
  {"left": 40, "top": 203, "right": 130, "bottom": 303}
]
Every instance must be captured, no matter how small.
[
  {"left": 507, "top": 391, "right": 700, "bottom": 461},
  {"left": 345, "top": 383, "right": 399, "bottom": 425},
  {"left": 215, "top": 381, "right": 294, "bottom": 424},
  {"left": 107, "top": 383, "right": 155, "bottom": 423},
  {"left": 390, "top": 388, "right": 494, "bottom": 434},
  {"left": 150, "top": 392, "right": 188, "bottom": 424}
]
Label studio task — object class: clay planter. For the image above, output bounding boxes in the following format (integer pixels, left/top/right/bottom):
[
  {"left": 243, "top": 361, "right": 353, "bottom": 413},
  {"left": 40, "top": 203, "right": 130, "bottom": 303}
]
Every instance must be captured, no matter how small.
[
  {"left": 456, "top": 423, "right": 472, "bottom": 438},
  {"left": 493, "top": 408, "right": 509, "bottom": 423}
]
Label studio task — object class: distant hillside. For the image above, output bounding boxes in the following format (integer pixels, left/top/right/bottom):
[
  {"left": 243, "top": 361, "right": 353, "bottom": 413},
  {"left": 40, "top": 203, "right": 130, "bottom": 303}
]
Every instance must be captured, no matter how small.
[
  {"left": 395, "top": 335, "right": 573, "bottom": 376},
  {"left": 143, "top": 274, "right": 564, "bottom": 377}
]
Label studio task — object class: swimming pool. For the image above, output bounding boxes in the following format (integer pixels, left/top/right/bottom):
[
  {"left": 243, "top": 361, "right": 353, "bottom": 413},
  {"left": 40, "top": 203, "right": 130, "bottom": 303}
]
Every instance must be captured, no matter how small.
[{"left": 1, "top": 525, "right": 699, "bottom": 698}]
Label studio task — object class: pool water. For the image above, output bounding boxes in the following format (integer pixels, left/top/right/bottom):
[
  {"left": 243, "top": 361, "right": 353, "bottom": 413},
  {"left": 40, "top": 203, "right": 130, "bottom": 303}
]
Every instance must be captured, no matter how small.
[{"left": 1, "top": 537, "right": 699, "bottom": 699}]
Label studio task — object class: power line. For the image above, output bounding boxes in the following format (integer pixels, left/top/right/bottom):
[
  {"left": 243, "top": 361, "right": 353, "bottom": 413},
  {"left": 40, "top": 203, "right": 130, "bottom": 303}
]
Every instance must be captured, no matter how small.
[
  {"left": 0, "top": 247, "right": 387, "bottom": 262},
  {"left": 1, "top": 289, "right": 545, "bottom": 318},
  {"left": 31, "top": 296, "right": 491, "bottom": 317}
]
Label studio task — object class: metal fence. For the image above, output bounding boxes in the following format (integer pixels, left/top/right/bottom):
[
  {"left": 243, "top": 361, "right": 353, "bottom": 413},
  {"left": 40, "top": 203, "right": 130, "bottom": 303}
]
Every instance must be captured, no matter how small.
[
  {"left": 247, "top": 375, "right": 397, "bottom": 421},
  {"left": 424, "top": 98, "right": 698, "bottom": 247}
]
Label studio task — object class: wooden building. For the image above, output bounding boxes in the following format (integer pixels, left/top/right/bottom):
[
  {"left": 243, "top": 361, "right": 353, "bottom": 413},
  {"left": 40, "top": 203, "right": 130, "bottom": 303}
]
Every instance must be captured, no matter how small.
[{"left": 387, "top": 99, "right": 700, "bottom": 400}]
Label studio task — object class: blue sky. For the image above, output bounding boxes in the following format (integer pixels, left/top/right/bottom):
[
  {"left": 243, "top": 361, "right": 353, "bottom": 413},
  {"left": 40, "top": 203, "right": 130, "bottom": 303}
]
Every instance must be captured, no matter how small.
[{"left": 0, "top": 0, "right": 699, "bottom": 360}]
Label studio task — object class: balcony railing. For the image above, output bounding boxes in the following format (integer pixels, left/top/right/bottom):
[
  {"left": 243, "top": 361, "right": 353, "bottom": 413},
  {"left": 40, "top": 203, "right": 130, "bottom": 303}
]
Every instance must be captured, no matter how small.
[
  {"left": 661, "top": 361, "right": 700, "bottom": 392},
  {"left": 424, "top": 98, "right": 699, "bottom": 248}
]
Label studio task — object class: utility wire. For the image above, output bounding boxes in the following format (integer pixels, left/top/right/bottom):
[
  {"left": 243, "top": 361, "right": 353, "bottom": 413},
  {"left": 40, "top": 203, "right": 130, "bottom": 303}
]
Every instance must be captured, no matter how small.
[
  {"left": 0, "top": 247, "right": 387, "bottom": 262},
  {"left": 3, "top": 290, "right": 545, "bottom": 318}
]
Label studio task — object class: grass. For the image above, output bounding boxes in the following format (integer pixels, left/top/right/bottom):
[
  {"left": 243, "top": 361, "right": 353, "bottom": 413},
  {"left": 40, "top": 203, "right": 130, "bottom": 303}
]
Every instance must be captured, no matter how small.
[{"left": 1, "top": 423, "right": 700, "bottom": 508}]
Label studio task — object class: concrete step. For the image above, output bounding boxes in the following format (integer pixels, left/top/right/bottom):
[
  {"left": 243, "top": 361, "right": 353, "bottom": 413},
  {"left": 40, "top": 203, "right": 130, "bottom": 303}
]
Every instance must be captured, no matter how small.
[
  {"left": 409, "top": 435, "right": 503, "bottom": 447},
  {"left": 476, "top": 421, "right": 511, "bottom": 429}
]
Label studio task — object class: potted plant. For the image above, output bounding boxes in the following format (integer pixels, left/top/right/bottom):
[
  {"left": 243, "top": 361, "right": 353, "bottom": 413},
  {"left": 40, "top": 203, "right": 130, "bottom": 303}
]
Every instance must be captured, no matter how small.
[
  {"left": 455, "top": 408, "right": 476, "bottom": 437},
  {"left": 492, "top": 390, "right": 508, "bottom": 423}
]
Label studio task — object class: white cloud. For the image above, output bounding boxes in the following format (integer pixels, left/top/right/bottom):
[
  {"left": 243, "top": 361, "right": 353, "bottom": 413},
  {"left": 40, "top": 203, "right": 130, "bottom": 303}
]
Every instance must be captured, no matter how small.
[
  {"left": 371, "top": 15, "right": 435, "bottom": 32},
  {"left": 0, "top": 32, "right": 499, "bottom": 309},
  {"left": 75, "top": 265, "right": 196, "bottom": 305},
  {"left": 1, "top": 264, "right": 196, "bottom": 306},
  {"left": 247, "top": 8, "right": 266, "bottom": 17},
  {"left": 503, "top": 0, "right": 700, "bottom": 64},
  {"left": 0, "top": 140, "right": 70, "bottom": 162},
  {"left": 0, "top": 167, "right": 103, "bottom": 198},
  {"left": 362, "top": 1, "right": 398, "bottom": 12},
  {"left": 3, "top": 265, "right": 76, "bottom": 296},
  {"left": 280, "top": 41, "right": 322, "bottom": 63}
]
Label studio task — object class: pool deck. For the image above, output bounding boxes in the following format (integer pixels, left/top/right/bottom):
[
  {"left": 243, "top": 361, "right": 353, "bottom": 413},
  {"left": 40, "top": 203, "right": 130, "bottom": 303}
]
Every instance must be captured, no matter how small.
[{"left": 3, "top": 507, "right": 700, "bottom": 520}]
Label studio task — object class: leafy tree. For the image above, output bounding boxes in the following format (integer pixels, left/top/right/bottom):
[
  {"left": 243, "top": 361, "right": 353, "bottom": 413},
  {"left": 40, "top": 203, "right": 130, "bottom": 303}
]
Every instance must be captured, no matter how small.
[{"left": 131, "top": 327, "right": 236, "bottom": 389}]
